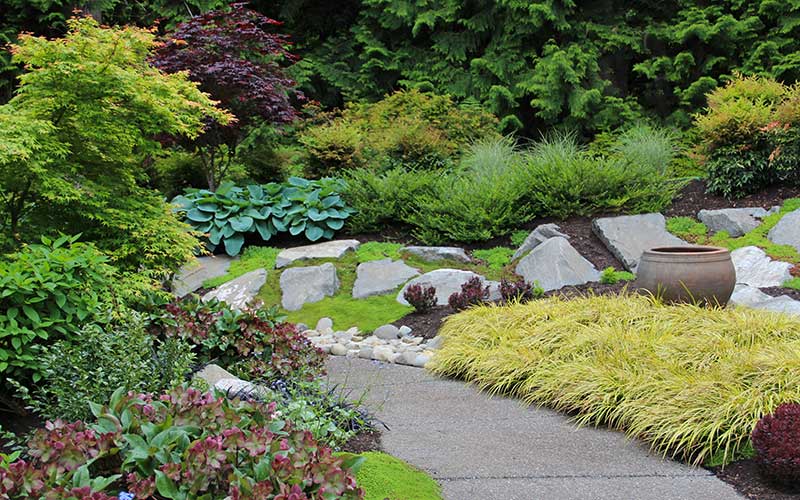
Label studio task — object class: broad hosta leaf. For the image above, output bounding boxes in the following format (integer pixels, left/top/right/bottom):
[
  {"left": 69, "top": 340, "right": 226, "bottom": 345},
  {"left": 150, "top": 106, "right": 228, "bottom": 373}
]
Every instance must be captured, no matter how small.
[
  {"left": 254, "top": 220, "right": 273, "bottom": 240},
  {"left": 186, "top": 208, "right": 213, "bottom": 222},
  {"left": 288, "top": 176, "right": 310, "bottom": 188},
  {"left": 305, "top": 224, "right": 324, "bottom": 241},
  {"left": 322, "top": 195, "right": 340, "bottom": 209},
  {"left": 209, "top": 227, "right": 224, "bottom": 245},
  {"left": 247, "top": 184, "right": 264, "bottom": 199},
  {"left": 223, "top": 234, "right": 245, "bottom": 256},
  {"left": 272, "top": 218, "right": 287, "bottom": 232},
  {"left": 289, "top": 221, "right": 306, "bottom": 235},
  {"left": 229, "top": 215, "right": 254, "bottom": 232},
  {"left": 307, "top": 208, "right": 327, "bottom": 221},
  {"left": 326, "top": 218, "right": 345, "bottom": 230},
  {"left": 243, "top": 208, "right": 266, "bottom": 220}
]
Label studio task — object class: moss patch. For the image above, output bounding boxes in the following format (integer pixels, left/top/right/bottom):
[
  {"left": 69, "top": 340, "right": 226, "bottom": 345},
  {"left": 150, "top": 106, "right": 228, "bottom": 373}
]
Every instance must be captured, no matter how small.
[
  {"left": 286, "top": 294, "right": 412, "bottom": 332},
  {"left": 784, "top": 278, "right": 800, "bottom": 291},
  {"left": 203, "top": 246, "right": 280, "bottom": 289},
  {"left": 339, "top": 451, "right": 442, "bottom": 500},
  {"left": 472, "top": 247, "right": 514, "bottom": 271},
  {"left": 666, "top": 198, "right": 800, "bottom": 265}
]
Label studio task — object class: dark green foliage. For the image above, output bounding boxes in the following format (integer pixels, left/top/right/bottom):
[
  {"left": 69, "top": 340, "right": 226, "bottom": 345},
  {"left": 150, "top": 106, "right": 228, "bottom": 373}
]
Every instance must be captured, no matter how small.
[
  {"left": 173, "top": 177, "right": 353, "bottom": 256},
  {"left": 0, "top": 235, "right": 116, "bottom": 382}
]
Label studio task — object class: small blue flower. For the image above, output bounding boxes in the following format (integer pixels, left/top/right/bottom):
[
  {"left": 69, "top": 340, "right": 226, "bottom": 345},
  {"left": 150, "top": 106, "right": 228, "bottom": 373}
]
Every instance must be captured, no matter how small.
[{"left": 119, "top": 492, "right": 135, "bottom": 500}]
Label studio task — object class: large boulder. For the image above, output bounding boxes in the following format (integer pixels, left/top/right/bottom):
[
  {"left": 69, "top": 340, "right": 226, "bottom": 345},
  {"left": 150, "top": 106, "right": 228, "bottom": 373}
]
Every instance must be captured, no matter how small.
[
  {"left": 768, "top": 208, "right": 800, "bottom": 252},
  {"left": 697, "top": 208, "right": 768, "bottom": 237},
  {"left": 511, "top": 223, "right": 569, "bottom": 260},
  {"left": 729, "top": 285, "right": 800, "bottom": 316},
  {"left": 515, "top": 237, "right": 600, "bottom": 291},
  {"left": 352, "top": 259, "right": 420, "bottom": 299},
  {"left": 280, "top": 263, "right": 340, "bottom": 311},
  {"left": 397, "top": 269, "right": 486, "bottom": 306},
  {"left": 202, "top": 268, "right": 266, "bottom": 310},
  {"left": 172, "top": 255, "right": 235, "bottom": 297},
  {"left": 731, "top": 246, "right": 793, "bottom": 288},
  {"left": 275, "top": 240, "right": 360, "bottom": 268},
  {"left": 592, "top": 213, "right": 686, "bottom": 272},
  {"left": 401, "top": 246, "right": 471, "bottom": 263}
]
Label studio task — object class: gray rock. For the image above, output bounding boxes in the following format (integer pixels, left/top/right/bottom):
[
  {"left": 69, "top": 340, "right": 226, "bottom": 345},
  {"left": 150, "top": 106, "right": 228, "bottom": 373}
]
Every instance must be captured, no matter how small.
[
  {"left": 731, "top": 246, "right": 793, "bottom": 288},
  {"left": 426, "top": 336, "right": 444, "bottom": 350},
  {"left": 697, "top": 208, "right": 768, "bottom": 237},
  {"left": 372, "top": 346, "right": 394, "bottom": 362},
  {"left": 374, "top": 324, "right": 401, "bottom": 340},
  {"left": 202, "top": 268, "right": 267, "bottom": 310},
  {"left": 358, "top": 347, "right": 374, "bottom": 359},
  {"left": 486, "top": 280, "right": 502, "bottom": 301},
  {"left": 402, "top": 246, "right": 471, "bottom": 263},
  {"left": 397, "top": 351, "right": 418, "bottom": 366},
  {"left": 275, "top": 239, "right": 360, "bottom": 268},
  {"left": 397, "top": 269, "right": 486, "bottom": 306},
  {"left": 215, "top": 378, "right": 265, "bottom": 399},
  {"left": 330, "top": 344, "right": 348, "bottom": 356},
  {"left": 515, "top": 237, "right": 600, "bottom": 292},
  {"left": 316, "top": 317, "right": 334, "bottom": 332},
  {"left": 512, "top": 223, "right": 569, "bottom": 260},
  {"left": 352, "top": 259, "right": 420, "bottom": 299},
  {"left": 194, "top": 364, "right": 237, "bottom": 388},
  {"left": 730, "top": 285, "right": 800, "bottom": 316},
  {"left": 295, "top": 323, "right": 309, "bottom": 333},
  {"left": 279, "top": 263, "right": 340, "bottom": 311},
  {"left": 172, "top": 255, "right": 236, "bottom": 297},
  {"left": 768, "top": 208, "right": 800, "bottom": 252},
  {"left": 413, "top": 354, "right": 431, "bottom": 368},
  {"left": 399, "top": 325, "right": 413, "bottom": 336},
  {"left": 592, "top": 213, "right": 686, "bottom": 272}
]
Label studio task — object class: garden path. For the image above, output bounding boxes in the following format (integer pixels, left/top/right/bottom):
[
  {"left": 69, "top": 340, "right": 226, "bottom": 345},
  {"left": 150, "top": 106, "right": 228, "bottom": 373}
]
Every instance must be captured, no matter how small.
[{"left": 327, "top": 357, "right": 742, "bottom": 500}]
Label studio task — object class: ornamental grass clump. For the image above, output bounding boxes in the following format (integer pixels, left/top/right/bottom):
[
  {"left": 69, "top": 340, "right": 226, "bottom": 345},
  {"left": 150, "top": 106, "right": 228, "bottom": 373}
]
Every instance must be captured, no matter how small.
[{"left": 430, "top": 293, "right": 800, "bottom": 465}]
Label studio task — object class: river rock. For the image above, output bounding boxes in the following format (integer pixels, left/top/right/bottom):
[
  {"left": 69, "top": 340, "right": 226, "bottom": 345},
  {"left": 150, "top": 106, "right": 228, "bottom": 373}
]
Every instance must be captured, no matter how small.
[
  {"left": 731, "top": 246, "right": 793, "bottom": 288},
  {"left": 397, "top": 269, "right": 486, "bottom": 306},
  {"left": 202, "top": 268, "right": 267, "bottom": 310},
  {"left": 352, "top": 259, "right": 420, "bottom": 299},
  {"left": 401, "top": 246, "right": 471, "bottom": 263},
  {"left": 330, "top": 344, "right": 348, "bottom": 356},
  {"left": 768, "top": 208, "right": 800, "bottom": 252},
  {"left": 515, "top": 237, "right": 600, "bottom": 291},
  {"left": 592, "top": 213, "right": 686, "bottom": 272},
  {"left": 374, "top": 324, "right": 401, "bottom": 340},
  {"left": 279, "top": 263, "right": 340, "bottom": 311},
  {"left": 512, "top": 223, "right": 569, "bottom": 260},
  {"left": 316, "top": 317, "right": 334, "bottom": 333},
  {"left": 275, "top": 240, "right": 360, "bottom": 268}
]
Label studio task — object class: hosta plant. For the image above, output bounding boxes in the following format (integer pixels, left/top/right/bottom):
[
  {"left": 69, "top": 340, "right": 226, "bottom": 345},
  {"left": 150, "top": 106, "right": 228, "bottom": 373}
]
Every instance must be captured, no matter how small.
[
  {"left": 0, "top": 386, "right": 364, "bottom": 499},
  {"left": 173, "top": 177, "right": 353, "bottom": 255}
]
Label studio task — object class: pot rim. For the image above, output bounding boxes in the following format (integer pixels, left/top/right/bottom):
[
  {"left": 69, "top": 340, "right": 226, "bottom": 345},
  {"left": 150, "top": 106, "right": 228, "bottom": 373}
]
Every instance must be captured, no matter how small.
[{"left": 645, "top": 245, "right": 729, "bottom": 256}]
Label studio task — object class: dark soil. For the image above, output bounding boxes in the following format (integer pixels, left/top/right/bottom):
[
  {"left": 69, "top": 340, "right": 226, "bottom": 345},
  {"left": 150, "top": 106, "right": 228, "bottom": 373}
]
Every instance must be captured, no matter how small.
[
  {"left": 340, "top": 429, "right": 382, "bottom": 454},
  {"left": 544, "top": 280, "right": 632, "bottom": 299},
  {"left": 665, "top": 181, "right": 800, "bottom": 217},
  {"left": 714, "top": 459, "right": 800, "bottom": 500},
  {"left": 762, "top": 286, "right": 800, "bottom": 301},
  {"left": 391, "top": 306, "right": 453, "bottom": 340}
]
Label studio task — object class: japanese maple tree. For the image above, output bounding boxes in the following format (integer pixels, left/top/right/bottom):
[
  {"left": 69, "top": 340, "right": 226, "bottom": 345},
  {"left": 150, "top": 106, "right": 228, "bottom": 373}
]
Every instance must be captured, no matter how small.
[{"left": 152, "top": 3, "right": 301, "bottom": 189}]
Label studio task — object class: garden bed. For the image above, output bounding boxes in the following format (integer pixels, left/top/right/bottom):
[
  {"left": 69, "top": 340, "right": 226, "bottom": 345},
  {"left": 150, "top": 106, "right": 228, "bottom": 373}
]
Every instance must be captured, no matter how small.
[{"left": 714, "top": 460, "right": 800, "bottom": 500}]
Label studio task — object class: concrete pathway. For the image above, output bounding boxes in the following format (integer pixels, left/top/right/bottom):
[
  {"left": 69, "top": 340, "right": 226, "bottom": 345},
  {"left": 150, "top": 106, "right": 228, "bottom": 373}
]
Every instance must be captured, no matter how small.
[{"left": 327, "top": 357, "right": 742, "bottom": 500}]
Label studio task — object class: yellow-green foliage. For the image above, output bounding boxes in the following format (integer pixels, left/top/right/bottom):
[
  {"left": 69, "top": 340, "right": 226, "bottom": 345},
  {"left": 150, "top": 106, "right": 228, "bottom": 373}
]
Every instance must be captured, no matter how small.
[
  {"left": 337, "top": 452, "right": 442, "bottom": 500},
  {"left": 430, "top": 294, "right": 800, "bottom": 466}
]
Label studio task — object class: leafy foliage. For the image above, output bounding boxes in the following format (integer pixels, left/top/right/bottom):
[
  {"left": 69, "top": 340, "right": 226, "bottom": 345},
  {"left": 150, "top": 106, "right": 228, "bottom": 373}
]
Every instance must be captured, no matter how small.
[
  {"left": 432, "top": 294, "right": 800, "bottom": 465},
  {"left": 173, "top": 177, "right": 353, "bottom": 256},
  {"left": 0, "top": 386, "right": 364, "bottom": 499},
  {"left": 752, "top": 403, "right": 800, "bottom": 486},
  {"left": 499, "top": 278, "right": 543, "bottom": 304},
  {"left": 448, "top": 277, "right": 490, "bottom": 312},
  {"left": 152, "top": 4, "right": 301, "bottom": 190},
  {"left": 0, "top": 235, "right": 116, "bottom": 382},
  {"left": 403, "top": 284, "right": 437, "bottom": 314},
  {"left": 599, "top": 267, "right": 636, "bottom": 285},
  {"left": 472, "top": 247, "right": 513, "bottom": 271}
]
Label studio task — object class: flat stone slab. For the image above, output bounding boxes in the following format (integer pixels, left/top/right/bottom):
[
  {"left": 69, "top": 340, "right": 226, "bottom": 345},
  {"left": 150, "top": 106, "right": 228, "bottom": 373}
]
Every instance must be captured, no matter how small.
[
  {"left": 515, "top": 237, "right": 600, "bottom": 291},
  {"left": 202, "top": 268, "right": 266, "bottom": 310},
  {"left": 401, "top": 246, "right": 471, "bottom": 263},
  {"left": 731, "top": 246, "right": 793, "bottom": 288},
  {"left": 512, "top": 223, "right": 569, "bottom": 260},
  {"left": 275, "top": 239, "right": 360, "bottom": 268},
  {"left": 352, "top": 259, "right": 420, "bottom": 299},
  {"left": 698, "top": 207, "right": 768, "bottom": 237},
  {"left": 172, "top": 255, "right": 235, "bottom": 297},
  {"left": 280, "top": 263, "right": 339, "bottom": 311},
  {"left": 592, "top": 213, "right": 686, "bottom": 272},
  {"left": 397, "top": 269, "right": 486, "bottom": 306},
  {"left": 730, "top": 285, "right": 800, "bottom": 316},
  {"left": 768, "top": 208, "right": 800, "bottom": 252}
]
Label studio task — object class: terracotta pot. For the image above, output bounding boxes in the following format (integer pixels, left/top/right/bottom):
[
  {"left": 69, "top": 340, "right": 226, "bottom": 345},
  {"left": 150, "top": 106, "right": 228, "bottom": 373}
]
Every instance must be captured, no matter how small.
[{"left": 635, "top": 245, "right": 736, "bottom": 306}]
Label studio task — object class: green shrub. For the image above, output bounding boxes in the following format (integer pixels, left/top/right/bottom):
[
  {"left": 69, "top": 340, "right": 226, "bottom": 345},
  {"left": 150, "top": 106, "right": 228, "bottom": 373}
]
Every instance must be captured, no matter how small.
[
  {"left": 599, "top": 267, "right": 636, "bottom": 285},
  {"left": 300, "top": 89, "right": 499, "bottom": 176},
  {"left": 432, "top": 294, "right": 800, "bottom": 465},
  {"left": 0, "top": 235, "right": 116, "bottom": 382},
  {"left": 13, "top": 315, "right": 194, "bottom": 422},
  {"left": 473, "top": 247, "right": 514, "bottom": 270},
  {"left": 510, "top": 230, "right": 530, "bottom": 247},
  {"left": 695, "top": 75, "right": 800, "bottom": 197},
  {"left": 173, "top": 177, "right": 353, "bottom": 256}
]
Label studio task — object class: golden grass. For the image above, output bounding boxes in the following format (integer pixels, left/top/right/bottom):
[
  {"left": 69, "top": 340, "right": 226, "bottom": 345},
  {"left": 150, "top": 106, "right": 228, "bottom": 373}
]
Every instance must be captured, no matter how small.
[{"left": 429, "top": 293, "right": 800, "bottom": 465}]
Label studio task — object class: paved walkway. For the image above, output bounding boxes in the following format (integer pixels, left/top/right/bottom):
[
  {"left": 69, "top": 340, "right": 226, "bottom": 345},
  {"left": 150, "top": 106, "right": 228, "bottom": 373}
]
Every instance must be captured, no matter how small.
[{"left": 327, "top": 357, "right": 742, "bottom": 500}]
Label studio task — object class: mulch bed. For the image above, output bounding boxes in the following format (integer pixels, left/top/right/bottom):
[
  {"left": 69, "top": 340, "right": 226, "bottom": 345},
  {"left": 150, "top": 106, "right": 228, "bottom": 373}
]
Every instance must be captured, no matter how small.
[
  {"left": 340, "top": 429, "right": 383, "bottom": 454},
  {"left": 713, "top": 460, "right": 800, "bottom": 500},
  {"left": 391, "top": 306, "right": 452, "bottom": 340}
]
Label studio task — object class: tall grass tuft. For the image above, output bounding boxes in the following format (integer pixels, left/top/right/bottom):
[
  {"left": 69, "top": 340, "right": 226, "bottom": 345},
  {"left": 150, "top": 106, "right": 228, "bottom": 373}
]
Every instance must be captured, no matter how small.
[{"left": 430, "top": 294, "right": 800, "bottom": 466}]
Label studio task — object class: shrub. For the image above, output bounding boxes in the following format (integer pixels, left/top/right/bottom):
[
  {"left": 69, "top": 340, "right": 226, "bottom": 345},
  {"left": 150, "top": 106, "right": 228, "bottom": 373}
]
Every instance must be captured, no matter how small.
[
  {"left": 448, "top": 277, "right": 490, "bottom": 311},
  {"left": 0, "top": 235, "right": 116, "bottom": 382},
  {"left": 599, "top": 267, "right": 637, "bottom": 285},
  {"left": 173, "top": 177, "right": 353, "bottom": 255},
  {"left": 0, "top": 386, "right": 364, "bottom": 499},
  {"left": 431, "top": 294, "right": 800, "bottom": 465},
  {"left": 696, "top": 75, "right": 800, "bottom": 197},
  {"left": 13, "top": 315, "right": 194, "bottom": 422},
  {"left": 153, "top": 298, "right": 325, "bottom": 381},
  {"left": 499, "top": 278, "right": 543, "bottom": 304},
  {"left": 403, "top": 285, "right": 437, "bottom": 314},
  {"left": 300, "top": 89, "right": 499, "bottom": 176},
  {"left": 473, "top": 247, "right": 514, "bottom": 271},
  {"left": 751, "top": 402, "right": 800, "bottom": 486}
]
